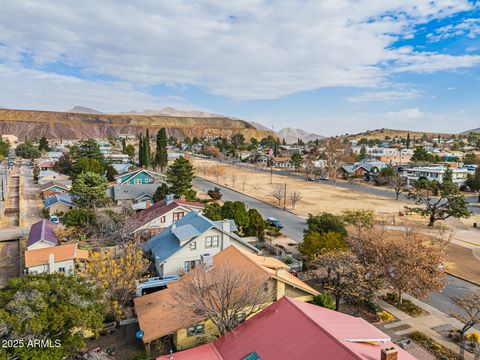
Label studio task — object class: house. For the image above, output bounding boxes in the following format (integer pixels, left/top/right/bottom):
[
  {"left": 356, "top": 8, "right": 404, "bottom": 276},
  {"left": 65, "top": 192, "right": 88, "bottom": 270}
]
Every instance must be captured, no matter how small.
[
  {"left": 27, "top": 220, "right": 58, "bottom": 251},
  {"left": 43, "top": 193, "right": 74, "bottom": 216},
  {"left": 341, "top": 161, "right": 387, "bottom": 178},
  {"left": 46, "top": 151, "right": 64, "bottom": 159},
  {"left": 25, "top": 243, "right": 89, "bottom": 275},
  {"left": 143, "top": 211, "right": 259, "bottom": 276},
  {"left": 40, "top": 181, "right": 70, "bottom": 199},
  {"left": 158, "top": 296, "right": 415, "bottom": 360},
  {"left": 128, "top": 195, "right": 204, "bottom": 238},
  {"left": 134, "top": 246, "right": 319, "bottom": 350},
  {"left": 111, "top": 163, "right": 132, "bottom": 175},
  {"left": 402, "top": 166, "right": 469, "bottom": 186},
  {"left": 38, "top": 170, "right": 70, "bottom": 185},
  {"left": 272, "top": 156, "right": 292, "bottom": 169},
  {"left": 107, "top": 184, "right": 163, "bottom": 206},
  {"left": 38, "top": 159, "right": 56, "bottom": 170},
  {"left": 115, "top": 169, "right": 166, "bottom": 185}
]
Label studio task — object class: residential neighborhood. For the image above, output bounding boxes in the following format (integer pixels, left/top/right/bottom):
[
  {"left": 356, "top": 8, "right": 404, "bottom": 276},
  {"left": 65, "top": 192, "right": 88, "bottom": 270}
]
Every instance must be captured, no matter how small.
[{"left": 2, "top": 2, "right": 480, "bottom": 360}]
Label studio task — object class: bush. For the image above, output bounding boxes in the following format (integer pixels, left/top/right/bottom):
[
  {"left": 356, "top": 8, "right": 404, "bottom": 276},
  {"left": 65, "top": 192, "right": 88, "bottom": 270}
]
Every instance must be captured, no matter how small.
[
  {"left": 376, "top": 310, "right": 395, "bottom": 323},
  {"left": 64, "top": 208, "right": 96, "bottom": 228},
  {"left": 312, "top": 292, "right": 336, "bottom": 310},
  {"left": 410, "top": 331, "right": 461, "bottom": 360},
  {"left": 381, "top": 293, "right": 425, "bottom": 317}
]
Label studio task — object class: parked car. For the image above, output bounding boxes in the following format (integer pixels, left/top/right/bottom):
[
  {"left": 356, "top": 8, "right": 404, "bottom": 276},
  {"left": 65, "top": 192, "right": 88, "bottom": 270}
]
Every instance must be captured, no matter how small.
[
  {"left": 49, "top": 215, "right": 60, "bottom": 223},
  {"left": 319, "top": 175, "right": 329, "bottom": 181},
  {"left": 267, "top": 217, "right": 284, "bottom": 229}
]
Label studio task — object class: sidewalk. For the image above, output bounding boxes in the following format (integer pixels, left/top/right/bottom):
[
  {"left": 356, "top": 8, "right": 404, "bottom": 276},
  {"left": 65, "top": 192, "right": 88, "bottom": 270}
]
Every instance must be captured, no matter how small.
[{"left": 379, "top": 294, "right": 476, "bottom": 359}]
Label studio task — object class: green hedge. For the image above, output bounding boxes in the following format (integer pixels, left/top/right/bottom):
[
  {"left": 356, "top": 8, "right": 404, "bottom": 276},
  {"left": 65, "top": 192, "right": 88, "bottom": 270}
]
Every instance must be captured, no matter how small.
[{"left": 410, "top": 331, "right": 461, "bottom": 360}]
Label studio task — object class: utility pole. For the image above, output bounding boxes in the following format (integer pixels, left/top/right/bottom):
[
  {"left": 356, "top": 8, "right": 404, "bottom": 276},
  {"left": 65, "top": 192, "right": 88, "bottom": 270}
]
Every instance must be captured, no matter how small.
[{"left": 283, "top": 183, "right": 287, "bottom": 211}]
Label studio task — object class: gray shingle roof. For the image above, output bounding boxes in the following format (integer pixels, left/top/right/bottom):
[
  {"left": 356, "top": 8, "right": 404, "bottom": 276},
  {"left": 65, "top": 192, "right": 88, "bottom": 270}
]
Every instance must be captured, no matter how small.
[{"left": 109, "top": 184, "right": 162, "bottom": 201}]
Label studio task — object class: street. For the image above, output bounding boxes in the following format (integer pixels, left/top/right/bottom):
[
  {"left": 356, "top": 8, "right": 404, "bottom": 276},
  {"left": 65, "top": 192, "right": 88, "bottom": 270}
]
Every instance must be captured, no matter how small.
[
  {"left": 194, "top": 176, "right": 480, "bottom": 314},
  {"left": 20, "top": 160, "right": 42, "bottom": 227}
]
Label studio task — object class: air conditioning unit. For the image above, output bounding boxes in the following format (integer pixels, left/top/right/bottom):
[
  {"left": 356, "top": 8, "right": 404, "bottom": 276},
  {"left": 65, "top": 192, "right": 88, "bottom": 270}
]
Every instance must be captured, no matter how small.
[{"left": 200, "top": 253, "right": 213, "bottom": 268}]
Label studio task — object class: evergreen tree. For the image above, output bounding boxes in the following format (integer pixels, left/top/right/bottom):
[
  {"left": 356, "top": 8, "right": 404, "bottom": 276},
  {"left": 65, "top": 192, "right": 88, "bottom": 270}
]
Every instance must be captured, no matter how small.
[
  {"left": 121, "top": 138, "right": 127, "bottom": 152},
  {"left": 138, "top": 134, "right": 144, "bottom": 167},
  {"left": 155, "top": 128, "right": 168, "bottom": 171},
  {"left": 144, "top": 129, "right": 151, "bottom": 168},
  {"left": 406, "top": 133, "right": 411, "bottom": 149},
  {"left": 153, "top": 183, "right": 170, "bottom": 202},
  {"left": 38, "top": 135, "right": 50, "bottom": 152},
  {"left": 166, "top": 156, "right": 195, "bottom": 198}
]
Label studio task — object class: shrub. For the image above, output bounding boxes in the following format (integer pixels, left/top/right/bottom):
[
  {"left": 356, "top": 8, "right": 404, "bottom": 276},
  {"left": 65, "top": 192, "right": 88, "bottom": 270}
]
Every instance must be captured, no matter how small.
[
  {"left": 376, "top": 310, "right": 395, "bottom": 323},
  {"left": 410, "top": 331, "right": 461, "bottom": 360},
  {"left": 312, "top": 292, "right": 336, "bottom": 310},
  {"left": 381, "top": 293, "right": 425, "bottom": 317}
]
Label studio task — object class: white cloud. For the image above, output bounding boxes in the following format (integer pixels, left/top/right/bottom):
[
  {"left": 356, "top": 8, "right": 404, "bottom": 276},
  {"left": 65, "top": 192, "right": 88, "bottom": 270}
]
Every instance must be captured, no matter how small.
[
  {"left": 348, "top": 89, "right": 422, "bottom": 103},
  {"left": 0, "top": 0, "right": 478, "bottom": 101},
  {"left": 427, "top": 18, "right": 480, "bottom": 42}
]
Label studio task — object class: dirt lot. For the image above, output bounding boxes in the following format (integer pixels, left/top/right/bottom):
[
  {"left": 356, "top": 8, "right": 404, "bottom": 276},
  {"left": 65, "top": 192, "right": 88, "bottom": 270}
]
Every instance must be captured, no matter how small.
[
  {"left": 194, "top": 159, "right": 410, "bottom": 218},
  {"left": 0, "top": 239, "right": 20, "bottom": 288}
]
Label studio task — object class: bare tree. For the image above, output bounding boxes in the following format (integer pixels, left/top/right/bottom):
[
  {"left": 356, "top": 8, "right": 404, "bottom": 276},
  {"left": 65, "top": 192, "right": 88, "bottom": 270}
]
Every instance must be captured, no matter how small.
[
  {"left": 387, "top": 173, "right": 407, "bottom": 200},
  {"left": 230, "top": 173, "right": 237, "bottom": 188},
  {"left": 323, "top": 138, "right": 353, "bottom": 182},
  {"left": 197, "top": 163, "right": 210, "bottom": 177},
  {"left": 172, "top": 263, "right": 274, "bottom": 336},
  {"left": 290, "top": 190, "right": 302, "bottom": 209},
  {"left": 311, "top": 251, "right": 368, "bottom": 311},
  {"left": 451, "top": 292, "right": 480, "bottom": 359},
  {"left": 209, "top": 164, "right": 225, "bottom": 184},
  {"left": 241, "top": 175, "right": 248, "bottom": 191},
  {"left": 272, "top": 183, "right": 286, "bottom": 205}
]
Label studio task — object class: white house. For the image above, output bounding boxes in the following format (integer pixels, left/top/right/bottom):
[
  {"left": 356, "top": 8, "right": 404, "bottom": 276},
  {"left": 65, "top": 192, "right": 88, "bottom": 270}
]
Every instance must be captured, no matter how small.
[
  {"left": 129, "top": 195, "right": 204, "bottom": 237},
  {"left": 24, "top": 243, "right": 89, "bottom": 275},
  {"left": 143, "top": 211, "right": 259, "bottom": 276},
  {"left": 402, "top": 166, "right": 469, "bottom": 186},
  {"left": 26, "top": 220, "right": 58, "bottom": 251}
]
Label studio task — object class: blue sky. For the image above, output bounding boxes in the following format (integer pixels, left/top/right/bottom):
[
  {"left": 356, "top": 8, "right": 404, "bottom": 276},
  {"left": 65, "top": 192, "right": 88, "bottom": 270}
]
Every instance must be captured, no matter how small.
[{"left": 0, "top": 1, "right": 479, "bottom": 135}]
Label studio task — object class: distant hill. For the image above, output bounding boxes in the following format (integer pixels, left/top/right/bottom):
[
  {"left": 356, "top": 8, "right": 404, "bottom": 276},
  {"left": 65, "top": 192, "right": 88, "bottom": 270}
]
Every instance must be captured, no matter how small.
[
  {"left": 0, "top": 108, "right": 273, "bottom": 140},
  {"left": 460, "top": 128, "right": 480, "bottom": 135},
  {"left": 344, "top": 128, "right": 455, "bottom": 140},
  {"left": 278, "top": 127, "right": 324, "bottom": 144},
  {"left": 249, "top": 122, "right": 273, "bottom": 132},
  {"left": 123, "top": 107, "right": 223, "bottom": 118},
  {"left": 68, "top": 106, "right": 103, "bottom": 114}
]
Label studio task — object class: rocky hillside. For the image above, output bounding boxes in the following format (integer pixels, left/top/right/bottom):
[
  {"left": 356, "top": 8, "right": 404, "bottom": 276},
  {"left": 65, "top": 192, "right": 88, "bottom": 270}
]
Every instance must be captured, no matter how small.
[
  {"left": 345, "top": 128, "right": 455, "bottom": 140},
  {"left": 0, "top": 109, "right": 272, "bottom": 140},
  {"left": 278, "top": 127, "right": 324, "bottom": 143}
]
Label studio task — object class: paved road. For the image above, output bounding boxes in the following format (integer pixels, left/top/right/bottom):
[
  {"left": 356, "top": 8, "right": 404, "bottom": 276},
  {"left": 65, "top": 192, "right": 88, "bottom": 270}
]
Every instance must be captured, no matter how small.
[
  {"left": 20, "top": 160, "right": 42, "bottom": 226},
  {"left": 426, "top": 275, "right": 480, "bottom": 329},
  {"left": 194, "top": 176, "right": 480, "bottom": 314},
  {"left": 193, "top": 177, "right": 307, "bottom": 241}
]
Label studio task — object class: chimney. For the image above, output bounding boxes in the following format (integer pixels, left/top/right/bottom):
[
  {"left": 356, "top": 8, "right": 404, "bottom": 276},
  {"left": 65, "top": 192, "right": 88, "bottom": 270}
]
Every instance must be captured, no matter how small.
[
  {"left": 48, "top": 253, "right": 55, "bottom": 274},
  {"left": 222, "top": 219, "right": 231, "bottom": 233},
  {"left": 381, "top": 347, "right": 398, "bottom": 360},
  {"left": 166, "top": 194, "right": 174, "bottom": 205},
  {"left": 145, "top": 200, "right": 152, "bottom": 208},
  {"left": 179, "top": 195, "right": 186, "bottom": 202}
]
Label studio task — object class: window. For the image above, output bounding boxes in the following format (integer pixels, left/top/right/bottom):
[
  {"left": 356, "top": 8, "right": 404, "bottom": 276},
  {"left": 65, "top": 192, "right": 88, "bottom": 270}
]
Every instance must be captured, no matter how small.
[
  {"left": 160, "top": 216, "right": 166, "bottom": 223},
  {"left": 134, "top": 178, "right": 142, "bottom": 184},
  {"left": 58, "top": 267, "right": 65, "bottom": 273},
  {"left": 187, "top": 324, "right": 205, "bottom": 337},
  {"left": 190, "top": 241, "right": 196, "bottom": 250},
  {"left": 205, "top": 235, "right": 219, "bottom": 248},
  {"left": 184, "top": 260, "right": 196, "bottom": 272},
  {"left": 263, "top": 282, "right": 269, "bottom": 292},
  {"left": 173, "top": 212, "right": 184, "bottom": 221},
  {"left": 144, "top": 178, "right": 151, "bottom": 183}
]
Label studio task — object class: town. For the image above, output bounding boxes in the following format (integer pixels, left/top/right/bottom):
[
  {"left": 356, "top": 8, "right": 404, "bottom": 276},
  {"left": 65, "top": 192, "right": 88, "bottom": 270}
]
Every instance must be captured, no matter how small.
[{"left": 0, "top": 126, "right": 479, "bottom": 360}]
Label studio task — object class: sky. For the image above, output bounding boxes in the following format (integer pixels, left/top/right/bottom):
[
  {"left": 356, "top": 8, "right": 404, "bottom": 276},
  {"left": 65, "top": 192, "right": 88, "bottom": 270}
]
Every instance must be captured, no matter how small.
[{"left": 0, "top": 1, "right": 479, "bottom": 136}]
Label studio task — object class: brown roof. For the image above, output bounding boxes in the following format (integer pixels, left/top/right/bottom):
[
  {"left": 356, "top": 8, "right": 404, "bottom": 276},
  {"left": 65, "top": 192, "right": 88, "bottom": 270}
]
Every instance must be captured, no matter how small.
[
  {"left": 40, "top": 181, "right": 70, "bottom": 191},
  {"left": 25, "top": 243, "right": 89, "bottom": 268},
  {"left": 129, "top": 198, "right": 204, "bottom": 232},
  {"left": 134, "top": 245, "right": 318, "bottom": 343}
]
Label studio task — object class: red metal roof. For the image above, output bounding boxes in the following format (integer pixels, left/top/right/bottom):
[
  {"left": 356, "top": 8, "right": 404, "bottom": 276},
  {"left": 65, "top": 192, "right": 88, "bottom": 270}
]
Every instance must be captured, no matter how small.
[{"left": 157, "top": 296, "right": 417, "bottom": 360}]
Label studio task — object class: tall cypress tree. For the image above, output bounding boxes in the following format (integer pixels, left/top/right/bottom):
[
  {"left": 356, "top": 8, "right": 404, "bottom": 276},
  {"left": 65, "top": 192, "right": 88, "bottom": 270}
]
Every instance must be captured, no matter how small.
[
  {"left": 155, "top": 128, "right": 168, "bottom": 171},
  {"left": 138, "top": 133, "right": 144, "bottom": 167},
  {"left": 406, "top": 133, "right": 411, "bottom": 149},
  {"left": 144, "top": 129, "right": 151, "bottom": 168}
]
